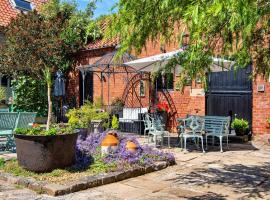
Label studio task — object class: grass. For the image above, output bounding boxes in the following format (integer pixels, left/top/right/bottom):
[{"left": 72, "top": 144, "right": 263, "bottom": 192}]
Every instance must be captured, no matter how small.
[{"left": 0, "top": 158, "right": 117, "bottom": 184}]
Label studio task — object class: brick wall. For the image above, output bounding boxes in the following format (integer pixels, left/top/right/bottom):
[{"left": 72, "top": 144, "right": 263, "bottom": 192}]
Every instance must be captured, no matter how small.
[
  {"left": 69, "top": 43, "right": 205, "bottom": 132},
  {"left": 253, "top": 77, "right": 270, "bottom": 135}
]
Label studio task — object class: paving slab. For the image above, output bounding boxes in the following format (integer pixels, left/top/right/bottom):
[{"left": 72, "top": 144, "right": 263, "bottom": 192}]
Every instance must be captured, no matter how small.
[{"left": 1, "top": 137, "right": 270, "bottom": 199}]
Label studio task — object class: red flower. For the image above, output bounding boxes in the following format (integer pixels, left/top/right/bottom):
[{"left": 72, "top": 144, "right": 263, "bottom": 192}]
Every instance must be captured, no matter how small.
[{"left": 156, "top": 101, "right": 170, "bottom": 112}]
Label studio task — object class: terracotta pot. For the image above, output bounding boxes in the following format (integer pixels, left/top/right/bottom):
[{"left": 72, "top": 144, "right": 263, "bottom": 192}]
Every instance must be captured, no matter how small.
[
  {"left": 126, "top": 141, "right": 138, "bottom": 152},
  {"left": 101, "top": 132, "right": 119, "bottom": 155}
]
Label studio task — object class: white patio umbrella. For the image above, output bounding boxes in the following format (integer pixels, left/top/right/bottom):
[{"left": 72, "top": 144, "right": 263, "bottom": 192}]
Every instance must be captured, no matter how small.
[{"left": 124, "top": 49, "right": 235, "bottom": 73}]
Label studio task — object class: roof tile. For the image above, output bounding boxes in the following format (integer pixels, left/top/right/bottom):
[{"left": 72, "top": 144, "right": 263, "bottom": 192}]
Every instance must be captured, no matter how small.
[{"left": 0, "top": 0, "right": 47, "bottom": 27}]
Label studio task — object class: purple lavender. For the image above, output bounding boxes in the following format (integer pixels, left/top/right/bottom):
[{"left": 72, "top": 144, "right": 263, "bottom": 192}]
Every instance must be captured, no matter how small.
[{"left": 75, "top": 132, "right": 175, "bottom": 171}]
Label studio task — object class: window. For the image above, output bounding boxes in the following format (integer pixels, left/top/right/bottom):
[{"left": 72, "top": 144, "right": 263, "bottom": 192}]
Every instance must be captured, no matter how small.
[
  {"left": 156, "top": 73, "right": 174, "bottom": 90},
  {"left": 12, "top": 0, "right": 33, "bottom": 11},
  {"left": 139, "top": 80, "right": 145, "bottom": 97}
]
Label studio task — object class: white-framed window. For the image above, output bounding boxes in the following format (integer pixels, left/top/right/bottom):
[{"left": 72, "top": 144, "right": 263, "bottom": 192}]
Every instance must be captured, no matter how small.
[{"left": 11, "top": 0, "right": 34, "bottom": 11}]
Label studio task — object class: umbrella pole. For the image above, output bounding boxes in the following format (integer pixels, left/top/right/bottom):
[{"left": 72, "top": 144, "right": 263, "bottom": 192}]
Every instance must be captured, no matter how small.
[
  {"left": 82, "top": 71, "right": 85, "bottom": 105},
  {"left": 101, "top": 72, "right": 104, "bottom": 106}
]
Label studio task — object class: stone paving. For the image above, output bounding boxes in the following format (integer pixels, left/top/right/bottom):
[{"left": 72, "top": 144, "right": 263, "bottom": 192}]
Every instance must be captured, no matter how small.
[{"left": 1, "top": 136, "right": 270, "bottom": 200}]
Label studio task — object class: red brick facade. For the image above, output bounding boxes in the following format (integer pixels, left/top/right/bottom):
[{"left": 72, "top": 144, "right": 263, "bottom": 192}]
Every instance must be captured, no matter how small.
[
  {"left": 253, "top": 77, "right": 270, "bottom": 135},
  {"left": 68, "top": 28, "right": 270, "bottom": 136}
]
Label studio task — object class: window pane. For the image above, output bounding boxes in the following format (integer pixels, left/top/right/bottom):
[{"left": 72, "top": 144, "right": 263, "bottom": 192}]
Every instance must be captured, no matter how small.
[
  {"left": 156, "top": 73, "right": 174, "bottom": 90},
  {"left": 14, "top": 0, "right": 32, "bottom": 11}
]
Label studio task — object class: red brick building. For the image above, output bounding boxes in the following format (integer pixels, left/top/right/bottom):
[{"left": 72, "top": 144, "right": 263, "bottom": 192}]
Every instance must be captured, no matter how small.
[{"left": 69, "top": 34, "right": 270, "bottom": 135}]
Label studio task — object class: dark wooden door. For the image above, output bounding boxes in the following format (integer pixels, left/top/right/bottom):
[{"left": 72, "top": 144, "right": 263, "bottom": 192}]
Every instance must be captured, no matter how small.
[{"left": 206, "top": 65, "right": 252, "bottom": 128}]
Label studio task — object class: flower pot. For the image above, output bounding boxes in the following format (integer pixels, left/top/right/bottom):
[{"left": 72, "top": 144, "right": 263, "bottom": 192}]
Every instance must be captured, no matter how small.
[
  {"left": 14, "top": 132, "right": 78, "bottom": 173},
  {"left": 235, "top": 128, "right": 247, "bottom": 136},
  {"left": 101, "top": 132, "right": 119, "bottom": 155}
]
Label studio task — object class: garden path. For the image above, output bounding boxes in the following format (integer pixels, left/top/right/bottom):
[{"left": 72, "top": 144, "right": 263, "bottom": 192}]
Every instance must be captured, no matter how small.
[{"left": 1, "top": 135, "right": 270, "bottom": 200}]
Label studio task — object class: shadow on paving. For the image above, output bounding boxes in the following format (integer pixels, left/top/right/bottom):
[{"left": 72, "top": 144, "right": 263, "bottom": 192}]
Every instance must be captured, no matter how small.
[
  {"left": 167, "top": 162, "right": 270, "bottom": 199},
  {"left": 187, "top": 192, "right": 227, "bottom": 200},
  {"left": 158, "top": 135, "right": 259, "bottom": 152}
]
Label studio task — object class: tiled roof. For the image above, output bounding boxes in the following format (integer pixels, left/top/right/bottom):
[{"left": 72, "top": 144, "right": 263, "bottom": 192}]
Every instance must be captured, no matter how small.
[
  {"left": 0, "top": 0, "right": 47, "bottom": 27},
  {"left": 85, "top": 37, "right": 119, "bottom": 50}
]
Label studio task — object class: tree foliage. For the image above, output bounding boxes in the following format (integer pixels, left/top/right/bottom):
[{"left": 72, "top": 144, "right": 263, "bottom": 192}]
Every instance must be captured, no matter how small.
[
  {"left": 0, "top": 0, "right": 96, "bottom": 128},
  {"left": 12, "top": 76, "right": 47, "bottom": 116},
  {"left": 109, "top": 0, "right": 270, "bottom": 83}
]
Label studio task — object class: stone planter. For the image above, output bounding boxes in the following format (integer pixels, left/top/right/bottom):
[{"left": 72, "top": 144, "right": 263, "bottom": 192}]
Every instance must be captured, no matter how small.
[{"left": 14, "top": 132, "right": 78, "bottom": 173}]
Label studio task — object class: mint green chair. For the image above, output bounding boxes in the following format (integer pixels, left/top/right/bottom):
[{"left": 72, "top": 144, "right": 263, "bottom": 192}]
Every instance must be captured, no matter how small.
[
  {"left": 0, "top": 112, "right": 19, "bottom": 152},
  {"left": 16, "top": 112, "right": 37, "bottom": 128}
]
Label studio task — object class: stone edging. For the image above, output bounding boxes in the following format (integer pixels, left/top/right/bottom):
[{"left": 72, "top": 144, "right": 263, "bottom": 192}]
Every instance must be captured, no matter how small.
[{"left": 0, "top": 161, "right": 171, "bottom": 196}]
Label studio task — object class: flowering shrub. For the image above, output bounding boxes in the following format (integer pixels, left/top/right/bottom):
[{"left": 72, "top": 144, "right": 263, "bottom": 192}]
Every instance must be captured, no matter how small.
[
  {"left": 75, "top": 132, "right": 175, "bottom": 172},
  {"left": 156, "top": 101, "right": 170, "bottom": 113}
]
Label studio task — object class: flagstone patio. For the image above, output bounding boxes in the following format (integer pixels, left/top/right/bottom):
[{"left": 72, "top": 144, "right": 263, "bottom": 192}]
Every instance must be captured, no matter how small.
[{"left": 1, "top": 135, "right": 270, "bottom": 200}]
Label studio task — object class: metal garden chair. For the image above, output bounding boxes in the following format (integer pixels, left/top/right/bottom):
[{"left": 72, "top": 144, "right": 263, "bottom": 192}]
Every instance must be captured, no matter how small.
[
  {"left": 147, "top": 114, "right": 171, "bottom": 148},
  {"left": 0, "top": 108, "right": 9, "bottom": 112},
  {"left": 177, "top": 116, "right": 205, "bottom": 153},
  {"left": 0, "top": 112, "right": 19, "bottom": 152},
  {"left": 204, "top": 116, "right": 230, "bottom": 152},
  {"left": 16, "top": 112, "right": 37, "bottom": 128}
]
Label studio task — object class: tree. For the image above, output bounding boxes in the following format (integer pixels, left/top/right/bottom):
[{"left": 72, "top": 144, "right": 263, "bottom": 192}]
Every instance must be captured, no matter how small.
[
  {"left": 0, "top": 0, "right": 95, "bottom": 129},
  {"left": 109, "top": 0, "right": 270, "bottom": 86}
]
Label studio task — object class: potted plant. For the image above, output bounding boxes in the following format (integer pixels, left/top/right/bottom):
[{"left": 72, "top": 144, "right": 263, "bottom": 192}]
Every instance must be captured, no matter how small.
[
  {"left": 156, "top": 101, "right": 170, "bottom": 126},
  {"left": 14, "top": 124, "right": 78, "bottom": 172},
  {"left": 231, "top": 118, "right": 249, "bottom": 136},
  {"left": 66, "top": 101, "right": 109, "bottom": 136}
]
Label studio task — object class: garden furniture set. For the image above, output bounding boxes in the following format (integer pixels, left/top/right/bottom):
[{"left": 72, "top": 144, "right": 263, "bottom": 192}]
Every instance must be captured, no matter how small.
[
  {"left": 143, "top": 113, "right": 171, "bottom": 148},
  {"left": 143, "top": 112, "right": 230, "bottom": 152},
  {"left": 177, "top": 115, "right": 230, "bottom": 152},
  {"left": 0, "top": 112, "right": 36, "bottom": 152}
]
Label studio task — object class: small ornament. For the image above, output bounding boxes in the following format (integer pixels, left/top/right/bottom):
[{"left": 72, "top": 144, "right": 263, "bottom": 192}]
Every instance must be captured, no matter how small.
[
  {"left": 126, "top": 141, "right": 138, "bottom": 152},
  {"left": 101, "top": 132, "right": 119, "bottom": 155}
]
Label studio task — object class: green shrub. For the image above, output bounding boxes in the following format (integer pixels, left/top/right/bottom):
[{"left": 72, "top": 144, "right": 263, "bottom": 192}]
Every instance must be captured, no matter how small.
[
  {"left": 66, "top": 102, "right": 109, "bottom": 128},
  {"left": 111, "top": 115, "right": 119, "bottom": 130},
  {"left": 12, "top": 76, "right": 47, "bottom": 117},
  {"left": 14, "top": 124, "right": 75, "bottom": 136},
  {"left": 231, "top": 118, "right": 249, "bottom": 132}
]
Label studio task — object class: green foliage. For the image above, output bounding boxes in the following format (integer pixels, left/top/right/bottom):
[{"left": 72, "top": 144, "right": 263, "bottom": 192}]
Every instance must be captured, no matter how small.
[
  {"left": 66, "top": 102, "right": 109, "bottom": 128},
  {"left": 0, "top": 86, "right": 6, "bottom": 102},
  {"left": 111, "top": 115, "right": 119, "bottom": 130},
  {"left": 267, "top": 117, "right": 270, "bottom": 124},
  {"left": 86, "top": 21, "right": 102, "bottom": 42},
  {"left": 109, "top": 0, "right": 270, "bottom": 85},
  {"left": 231, "top": 118, "right": 249, "bottom": 131},
  {"left": 12, "top": 76, "right": 47, "bottom": 116},
  {"left": 0, "top": 158, "right": 4, "bottom": 168},
  {"left": 14, "top": 124, "right": 75, "bottom": 136}
]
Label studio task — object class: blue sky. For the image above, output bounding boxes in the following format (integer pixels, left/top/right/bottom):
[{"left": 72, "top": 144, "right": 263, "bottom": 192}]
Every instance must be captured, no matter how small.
[{"left": 77, "top": 0, "right": 118, "bottom": 18}]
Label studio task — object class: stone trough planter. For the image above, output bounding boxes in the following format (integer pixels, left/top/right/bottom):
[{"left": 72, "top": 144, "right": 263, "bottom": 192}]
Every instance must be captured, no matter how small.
[{"left": 14, "top": 132, "right": 78, "bottom": 173}]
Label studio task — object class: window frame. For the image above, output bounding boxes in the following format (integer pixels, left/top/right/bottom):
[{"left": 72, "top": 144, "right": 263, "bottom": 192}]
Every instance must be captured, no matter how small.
[{"left": 11, "top": 0, "right": 34, "bottom": 12}]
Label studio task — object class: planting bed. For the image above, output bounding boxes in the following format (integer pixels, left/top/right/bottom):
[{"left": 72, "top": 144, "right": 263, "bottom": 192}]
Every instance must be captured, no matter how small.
[{"left": 0, "top": 132, "right": 175, "bottom": 196}]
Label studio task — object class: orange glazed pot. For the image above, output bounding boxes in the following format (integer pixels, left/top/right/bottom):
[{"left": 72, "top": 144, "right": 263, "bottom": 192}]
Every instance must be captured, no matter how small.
[
  {"left": 101, "top": 132, "right": 119, "bottom": 155},
  {"left": 126, "top": 141, "right": 138, "bottom": 152}
]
